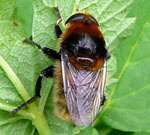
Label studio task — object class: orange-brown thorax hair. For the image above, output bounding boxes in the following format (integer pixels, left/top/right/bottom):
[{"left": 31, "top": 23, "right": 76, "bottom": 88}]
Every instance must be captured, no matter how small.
[
  {"left": 60, "top": 11, "right": 104, "bottom": 40},
  {"left": 63, "top": 22, "right": 103, "bottom": 39},
  {"left": 62, "top": 12, "right": 103, "bottom": 39}
]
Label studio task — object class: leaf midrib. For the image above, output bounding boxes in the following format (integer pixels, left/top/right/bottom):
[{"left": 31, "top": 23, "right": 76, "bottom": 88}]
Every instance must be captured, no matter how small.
[{"left": 104, "top": 11, "right": 150, "bottom": 112}]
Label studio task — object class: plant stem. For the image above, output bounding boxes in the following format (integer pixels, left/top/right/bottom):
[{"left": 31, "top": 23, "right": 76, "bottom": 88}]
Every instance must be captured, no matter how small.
[
  {"left": 0, "top": 55, "right": 52, "bottom": 135},
  {"left": 29, "top": 106, "right": 51, "bottom": 135},
  {"left": 0, "top": 55, "right": 30, "bottom": 101}
]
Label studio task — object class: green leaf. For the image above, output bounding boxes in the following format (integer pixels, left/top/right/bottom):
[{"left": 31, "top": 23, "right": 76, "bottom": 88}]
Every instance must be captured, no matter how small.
[
  {"left": 0, "top": 0, "right": 136, "bottom": 135},
  {"left": 107, "top": 129, "right": 132, "bottom": 135},
  {"left": 131, "top": 132, "right": 150, "bottom": 135},
  {"left": 0, "top": 0, "right": 15, "bottom": 20},
  {"left": 73, "top": 126, "right": 99, "bottom": 135},
  {"left": 0, "top": 120, "right": 35, "bottom": 135},
  {"left": 95, "top": 0, "right": 150, "bottom": 132},
  {"left": 0, "top": 0, "right": 52, "bottom": 135},
  {"left": 16, "top": 0, "right": 33, "bottom": 37},
  {"left": 32, "top": 0, "right": 58, "bottom": 50}
]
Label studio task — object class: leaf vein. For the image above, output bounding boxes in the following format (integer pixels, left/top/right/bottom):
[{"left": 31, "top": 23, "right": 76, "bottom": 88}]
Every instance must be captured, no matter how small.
[
  {"left": 102, "top": 11, "right": 150, "bottom": 116},
  {"left": 111, "top": 83, "right": 150, "bottom": 103},
  {"left": 100, "top": 0, "right": 133, "bottom": 23}
]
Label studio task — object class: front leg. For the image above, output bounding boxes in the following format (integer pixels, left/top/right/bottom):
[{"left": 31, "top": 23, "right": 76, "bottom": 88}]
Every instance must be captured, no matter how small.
[
  {"left": 23, "top": 39, "right": 61, "bottom": 60},
  {"left": 12, "top": 65, "right": 55, "bottom": 114},
  {"left": 54, "top": 7, "right": 62, "bottom": 38}
]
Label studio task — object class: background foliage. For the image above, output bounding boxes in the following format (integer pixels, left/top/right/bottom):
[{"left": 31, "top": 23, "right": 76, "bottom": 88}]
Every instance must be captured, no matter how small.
[{"left": 0, "top": 0, "right": 150, "bottom": 135}]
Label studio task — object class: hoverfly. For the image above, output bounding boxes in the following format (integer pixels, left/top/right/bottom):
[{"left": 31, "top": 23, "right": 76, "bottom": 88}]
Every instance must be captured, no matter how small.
[{"left": 12, "top": 7, "right": 110, "bottom": 126}]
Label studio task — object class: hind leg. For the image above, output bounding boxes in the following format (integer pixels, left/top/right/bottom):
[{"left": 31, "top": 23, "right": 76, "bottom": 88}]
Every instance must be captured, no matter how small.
[{"left": 12, "top": 65, "right": 55, "bottom": 114}]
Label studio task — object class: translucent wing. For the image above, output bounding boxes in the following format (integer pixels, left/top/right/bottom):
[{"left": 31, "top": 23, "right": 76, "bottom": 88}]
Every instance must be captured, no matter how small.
[
  {"left": 77, "top": 62, "right": 106, "bottom": 126},
  {"left": 61, "top": 50, "right": 107, "bottom": 126},
  {"left": 61, "top": 51, "right": 83, "bottom": 125}
]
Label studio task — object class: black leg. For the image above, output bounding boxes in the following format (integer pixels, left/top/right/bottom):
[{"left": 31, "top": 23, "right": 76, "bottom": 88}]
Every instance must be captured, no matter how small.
[
  {"left": 54, "top": 7, "right": 62, "bottom": 38},
  {"left": 54, "top": 7, "right": 61, "bottom": 20},
  {"left": 12, "top": 65, "right": 55, "bottom": 114},
  {"left": 100, "top": 95, "right": 106, "bottom": 106},
  {"left": 55, "top": 21, "right": 62, "bottom": 38},
  {"left": 106, "top": 53, "right": 111, "bottom": 60},
  {"left": 23, "top": 39, "right": 61, "bottom": 60},
  {"left": 35, "top": 65, "right": 55, "bottom": 97}
]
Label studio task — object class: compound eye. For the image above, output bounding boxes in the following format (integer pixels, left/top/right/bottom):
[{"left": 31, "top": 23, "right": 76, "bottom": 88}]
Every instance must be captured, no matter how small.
[{"left": 65, "top": 13, "right": 99, "bottom": 26}]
